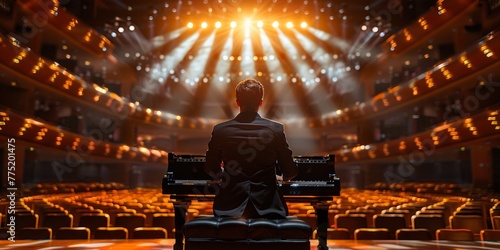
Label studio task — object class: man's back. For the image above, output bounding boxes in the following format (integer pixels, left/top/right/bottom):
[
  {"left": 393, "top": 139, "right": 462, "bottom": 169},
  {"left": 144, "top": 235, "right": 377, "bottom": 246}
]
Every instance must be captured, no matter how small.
[{"left": 205, "top": 111, "right": 297, "bottom": 219}]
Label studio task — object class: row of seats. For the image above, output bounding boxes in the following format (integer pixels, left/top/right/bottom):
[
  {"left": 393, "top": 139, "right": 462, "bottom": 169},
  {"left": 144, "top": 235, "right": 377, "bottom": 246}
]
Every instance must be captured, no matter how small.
[
  {"left": 1, "top": 226, "right": 169, "bottom": 240},
  {"left": 1, "top": 187, "right": 499, "bottom": 241},
  {"left": 329, "top": 227, "right": 500, "bottom": 241}
]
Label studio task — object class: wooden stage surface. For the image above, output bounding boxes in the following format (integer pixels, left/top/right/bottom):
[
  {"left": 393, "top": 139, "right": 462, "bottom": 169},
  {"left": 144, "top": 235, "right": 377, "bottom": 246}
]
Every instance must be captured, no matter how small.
[{"left": 0, "top": 239, "right": 499, "bottom": 249}]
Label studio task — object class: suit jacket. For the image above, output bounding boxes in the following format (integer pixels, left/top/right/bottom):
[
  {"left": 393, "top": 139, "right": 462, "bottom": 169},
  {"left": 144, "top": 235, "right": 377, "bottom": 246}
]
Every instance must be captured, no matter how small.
[{"left": 205, "top": 111, "right": 298, "bottom": 218}]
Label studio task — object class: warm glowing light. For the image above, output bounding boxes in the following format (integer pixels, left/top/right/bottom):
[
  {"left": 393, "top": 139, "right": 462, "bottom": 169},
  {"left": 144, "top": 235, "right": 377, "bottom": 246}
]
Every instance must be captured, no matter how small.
[
  {"left": 418, "top": 18, "right": 428, "bottom": 30},
  {"left": 286, "top": 22, "right": 293, "bottom": 28},
  {"left": 404, "top": 29, "right": 412, "bottom": 41},
  {"left": 215, "top": 21, "right": 221, "bottom": 28},
  {"left": 300, "top": 22, "right": 307, "bottom": 28},
  {"left": 94, "top": 84, "right": 108, "bottom": 94},
  {"left": 187, "top": 22, "right": 194, "bottom": 28},
  {"left": 230, "top": 21, "right": 237, "bottom": 28},
  {"left": 272, "top": 21, "right": 279, "bottom": 28},
  {"left": 481, "top": 44, "right": 494, "bottom": 57},
  {"left": 257, "top": 21, "right": 263, "bottom": 28},
  {"left": 201, "top": 22, "right": 208, "bottom": 29},
  {"left": 245, "top": 19, "right": 252, "bottom": 29}
]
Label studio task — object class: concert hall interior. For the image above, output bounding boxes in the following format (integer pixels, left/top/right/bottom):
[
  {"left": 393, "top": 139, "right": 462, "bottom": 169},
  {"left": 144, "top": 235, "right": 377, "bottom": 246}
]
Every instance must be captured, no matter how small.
[{"left": 1, "top": 0, "right": 500, "bottom": 249}]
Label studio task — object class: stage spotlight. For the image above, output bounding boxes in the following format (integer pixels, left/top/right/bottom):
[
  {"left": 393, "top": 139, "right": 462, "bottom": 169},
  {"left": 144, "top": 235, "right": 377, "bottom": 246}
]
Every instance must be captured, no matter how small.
[
  {"left": 128, "top": 25, "right": 135, "bottom": 31},
  {"left": 257, "top": 20, "right": 263, "bottom": 28},
  {"left": 187, "top": 22, "right": 194, "bottom": 28},
  {"left": 215, "top": 21, "right": 221, "bottom": 28},
  {"left": 272, "top": 21, "right": 279, "bottom": 28},
  {"left": 300, "top": 22, "right": 307, "bottom": 28},
  {"left": 230, "top": 21, "right": 237, "bottom": 28},
  {"left": 117, "top": 27, "right": 125, "bottom": 33},
  {"left": 245, "top": 19, "right": 251, "bottom": 29},
  {"left": 286, "top": 22, "right": 293, "bottom": 28},
  {"left": 201, "top": 22, "right": 208, "bottom": 28}
]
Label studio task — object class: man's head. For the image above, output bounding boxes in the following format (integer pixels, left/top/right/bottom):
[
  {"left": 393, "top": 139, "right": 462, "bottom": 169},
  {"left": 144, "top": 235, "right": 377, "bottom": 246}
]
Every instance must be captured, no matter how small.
[{"left": 235, "top": 78, "right": 264, "bottom": 112}]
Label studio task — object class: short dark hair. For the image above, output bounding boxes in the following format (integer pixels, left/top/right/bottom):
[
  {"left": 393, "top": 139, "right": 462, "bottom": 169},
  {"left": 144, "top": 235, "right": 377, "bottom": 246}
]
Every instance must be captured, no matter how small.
[{"left": 236, "top": 78, "right": 264, "bottom": 110}]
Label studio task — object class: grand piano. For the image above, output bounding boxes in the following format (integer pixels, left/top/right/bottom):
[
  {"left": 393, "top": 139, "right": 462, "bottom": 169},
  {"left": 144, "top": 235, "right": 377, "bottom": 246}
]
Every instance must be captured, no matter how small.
[{"left": 162, "top": 153, "right": 340, "bottom": 250}]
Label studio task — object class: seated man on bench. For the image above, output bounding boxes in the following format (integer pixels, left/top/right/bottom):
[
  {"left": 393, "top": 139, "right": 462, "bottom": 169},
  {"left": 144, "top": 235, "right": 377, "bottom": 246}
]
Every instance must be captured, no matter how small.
[{"left": 204, "top": 78, "right": 298, "bottom": 219}]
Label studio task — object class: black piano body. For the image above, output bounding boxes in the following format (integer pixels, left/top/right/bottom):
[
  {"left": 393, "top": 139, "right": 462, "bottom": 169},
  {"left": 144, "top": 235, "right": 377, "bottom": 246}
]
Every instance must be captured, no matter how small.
[
  {"left": 162, "top": 153, "right": 340, "bottom": 249},
  {"left": 162, "top": 153, "right": 340, "bottom": 198}
]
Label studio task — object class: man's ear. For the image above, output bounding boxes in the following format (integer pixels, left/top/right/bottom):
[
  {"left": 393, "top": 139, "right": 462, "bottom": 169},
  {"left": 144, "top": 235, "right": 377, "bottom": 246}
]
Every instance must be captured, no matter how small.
[
  {"left": 236, "top": 99, "right": 241, "bottom": 107},
  {"left": 258, "top": 99, "right": 263, "bottom": 107}
]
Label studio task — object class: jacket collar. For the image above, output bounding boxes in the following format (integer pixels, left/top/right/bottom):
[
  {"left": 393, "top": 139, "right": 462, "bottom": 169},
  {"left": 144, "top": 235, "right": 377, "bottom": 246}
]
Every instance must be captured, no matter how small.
[{"left": 234, "top": 111, "right": 261, "bottom": 122}]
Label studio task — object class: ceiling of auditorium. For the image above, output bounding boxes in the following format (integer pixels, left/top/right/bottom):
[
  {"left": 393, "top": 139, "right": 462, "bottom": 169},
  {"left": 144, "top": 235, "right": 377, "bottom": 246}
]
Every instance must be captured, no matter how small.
[{"left": 58, "top": 0, "right": 438, "bottom": 121}]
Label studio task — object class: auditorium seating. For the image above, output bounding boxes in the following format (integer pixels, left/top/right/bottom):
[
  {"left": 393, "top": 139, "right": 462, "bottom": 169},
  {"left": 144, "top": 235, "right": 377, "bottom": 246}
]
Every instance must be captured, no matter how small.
[
  {"left": 480, "top": 229, "right": 500, "bottom": 241},
  {"left": 54, "top": 227, "right": 91, "bottom": 240},
  {"left": 395, "top": 228, "right": 433, "bottom": 240},
  {"left": 493, "top": 216, "right": 500, "bottom": 230},
  {"left": 326, "top": 228, "right": 350, "bottom": 239},
  {"left": 152, "top": 213, "right": 176, "bottom": 238},
  {"left": 411, "top": 214, "right": 446, "bottom": 239},
  {"left": 15, "top": 213, "right": 39, "bottom": 230},
  {"left": 436, "top": 229, "right": 474, "bottom": 241},
  {"left": 78, "top": 214, "right": 110, "bottom": 237},
  {"left": 449, "top": 215, "right": 486, "bottom": 240},
  {"left": 334, "top": 214, "right": 368, "bottom": 239},
  {"left": 17, "top": 227, "right": 52, "bottom": 240},
  {"left": 2, "top": 184, "right": 499, "bottom": 244},
  {"left": 133, "top": 227, "right": 168, "bottom": 239},
  {"left": 94, "top": 227, "right": 128, "bottom": 239},
  {"left": 114, "top": 213, "right": 146, "bottom": 238},
  {"left": 373, "top": 214, "right": 407, "bottom": 239},
  {"left": 354, "top": 228, "right": 390, "bottom": 240},
  {"left": 42, "top": 213, "right": 73, "bottom": 233}
]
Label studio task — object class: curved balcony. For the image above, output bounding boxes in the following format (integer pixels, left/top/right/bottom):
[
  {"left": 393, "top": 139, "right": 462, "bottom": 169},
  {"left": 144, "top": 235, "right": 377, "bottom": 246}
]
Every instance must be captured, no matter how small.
[
  {"left": 17, "top": 0, "right": 113, "bottom": 57},
  {"left": 382, "top": 0, "right": 479, "bottom": 55},
  {"left": 333, "top": 106, "right": 500, "bottom": 164},
  {"left": 316, "top": 29, "right": 500, "bottom": 127},
  {"left": 0, "top": 108, "right": 168, "bottom": 164},
  {"left": 0, "top": 33, "right": 214, "bottom": 132}
]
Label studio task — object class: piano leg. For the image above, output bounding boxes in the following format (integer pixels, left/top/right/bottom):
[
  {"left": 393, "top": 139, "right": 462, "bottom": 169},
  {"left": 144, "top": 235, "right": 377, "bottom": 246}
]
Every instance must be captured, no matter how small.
[
  {"left": 314, "top": 202, "right": 330, "bottom": 250},
  {"left": 173, "top": 201, "right": 189, "bottom": 250}
]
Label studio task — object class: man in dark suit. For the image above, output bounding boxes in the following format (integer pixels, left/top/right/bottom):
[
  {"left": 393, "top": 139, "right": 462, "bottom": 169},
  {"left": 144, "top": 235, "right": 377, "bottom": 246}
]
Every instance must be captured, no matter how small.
[{"left": 204, "top": 78, "right": 298, "bottom": 219}]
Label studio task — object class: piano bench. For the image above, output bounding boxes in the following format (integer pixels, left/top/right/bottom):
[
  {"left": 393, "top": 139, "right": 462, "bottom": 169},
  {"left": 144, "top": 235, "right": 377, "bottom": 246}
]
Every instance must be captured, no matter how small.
[{"left": 183, "top": 216, "right": 312, "bottom": 250}]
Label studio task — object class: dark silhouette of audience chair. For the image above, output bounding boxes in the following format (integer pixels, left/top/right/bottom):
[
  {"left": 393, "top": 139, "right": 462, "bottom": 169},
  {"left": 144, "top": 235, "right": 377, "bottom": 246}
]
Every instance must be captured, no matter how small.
[
  {"left": 436, "top": 229, "right": 474, "bottom": 241},
  {"left": 373, "top": 214, "right": 407, "bottom": 239},
  {"left": 346, "top": 209, "right": 375, "bottom": 227},
  {"left": 78, "top": 213, "right": 110, "bottom": 237},
  {"left": 327, "top": 228, "right": 350, "bottom": 239},
  {"left": 480, "top": 229, "right": 500, "bottom": 241},
  {"left": 94, "top": 227, "right": 128, "bottom": 239},
  {"left": 133, "top": 227, "right": 168, "bottom": 239},
  {"left": 411, "top": 214, "right": 446, "bottom": 239},
  {"left": 335, "top": 214, "right": 368, "bottom": 239},
  {"left": 396, "top": 228, "right": 433, "bottom": 240},
  {"left": 152, "top": 213, "right": 176, "bottom": 238},
  {"left": 381, "top": 209, "right": 411, "bottom": 227},
  {"left": 449, "top": 215, "right": 485, "bottom": 240},
  {"left": 54, "top": 227, "right": 90, "bottom": 240},
  {"left": 42, "top": 213, "right": 73, "bottom": 233},
  {"left": 354, "top": 228, "right": 390, "bottom": 240},
  {"left": 114, "top": 213, "right": 146, "bottom": 238},
  {"left": 17, "top": 227, "right": 52, "bottom": 240},
  {"left": 492, "top": 216, "right": 500, "bottom": 230},
  {"left": 15, "top": 213, "right": 39, "bottom": 230}
]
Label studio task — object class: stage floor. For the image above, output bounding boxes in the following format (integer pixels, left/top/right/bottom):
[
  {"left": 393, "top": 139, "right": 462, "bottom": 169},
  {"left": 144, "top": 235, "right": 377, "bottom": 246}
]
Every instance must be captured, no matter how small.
[{"left": 0, "top": 239, "right": 499, "bottom": 250}]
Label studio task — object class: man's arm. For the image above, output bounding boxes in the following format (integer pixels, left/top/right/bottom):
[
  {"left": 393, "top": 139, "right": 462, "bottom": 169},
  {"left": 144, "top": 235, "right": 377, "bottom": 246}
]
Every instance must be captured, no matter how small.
[
  {"left": 205, "top": 128, "right": 223, "bottom": 179},
  {"left": 275, "top": 124, "right": 298, "bottom": 181}
]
